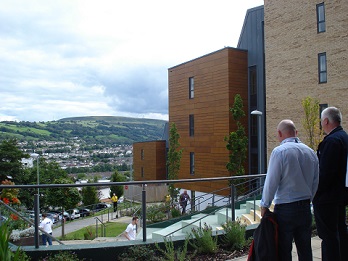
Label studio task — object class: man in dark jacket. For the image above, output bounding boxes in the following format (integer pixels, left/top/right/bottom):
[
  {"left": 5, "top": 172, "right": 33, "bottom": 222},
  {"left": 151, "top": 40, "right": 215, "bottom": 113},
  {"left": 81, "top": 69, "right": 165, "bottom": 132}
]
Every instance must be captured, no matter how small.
[{"left": 313, "top": 107, "right": 348, "bottom": 261}]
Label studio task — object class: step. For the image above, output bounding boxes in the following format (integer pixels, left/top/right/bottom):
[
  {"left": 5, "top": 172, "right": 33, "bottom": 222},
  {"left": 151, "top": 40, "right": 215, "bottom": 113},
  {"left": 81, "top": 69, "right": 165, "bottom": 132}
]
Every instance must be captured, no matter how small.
[
  {"left": 240, "top": 213, "right": 260, "bottom": 225},
  {"left": 249, "top": 209, "right": 262, "bottom": 222}
]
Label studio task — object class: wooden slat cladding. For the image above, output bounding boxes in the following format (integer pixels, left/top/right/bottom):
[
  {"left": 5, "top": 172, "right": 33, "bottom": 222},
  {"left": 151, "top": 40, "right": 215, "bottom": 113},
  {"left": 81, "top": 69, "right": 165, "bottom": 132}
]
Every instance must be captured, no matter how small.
[
  {"left": 169, "top": 48, "right": 248, "bottom": 196},
  {"left": 133, "top": 141, "right": 167, "bottom": 181}
]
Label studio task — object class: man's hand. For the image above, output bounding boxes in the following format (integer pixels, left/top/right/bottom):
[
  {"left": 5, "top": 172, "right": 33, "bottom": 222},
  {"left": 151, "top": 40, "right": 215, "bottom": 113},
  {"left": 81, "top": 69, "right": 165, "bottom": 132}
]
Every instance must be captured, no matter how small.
[{"left": 260, "top": 206, "right": 268, "bottom": 217}]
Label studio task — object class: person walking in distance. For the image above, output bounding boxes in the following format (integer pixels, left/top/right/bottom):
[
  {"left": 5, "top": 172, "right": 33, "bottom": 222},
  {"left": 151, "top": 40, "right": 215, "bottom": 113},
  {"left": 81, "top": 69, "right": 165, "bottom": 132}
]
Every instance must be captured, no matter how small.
[
  {"left": 39, "top": 213, "right": 53, "bottom": 246},
  {"left": 313, "top": 107, "right": 348, "bottom": 261},
  {"left": 124, "top": 216, "right": 138, "bottom": 240},
  {"left": 111, "top": 193, "right": 118, "bottom": 213},
  {"left": 260, "top": 119, "right": 319, "bottom": 261},
  {"left": 179, "top": 190, "right": 190, "bottom": 215}
]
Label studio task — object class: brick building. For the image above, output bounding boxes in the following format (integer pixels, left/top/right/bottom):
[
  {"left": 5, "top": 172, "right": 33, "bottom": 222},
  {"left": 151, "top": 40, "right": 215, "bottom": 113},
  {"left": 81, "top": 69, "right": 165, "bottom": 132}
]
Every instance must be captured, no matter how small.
[{"left": 264, "top": 0, "right": 348, "bottom": 156}]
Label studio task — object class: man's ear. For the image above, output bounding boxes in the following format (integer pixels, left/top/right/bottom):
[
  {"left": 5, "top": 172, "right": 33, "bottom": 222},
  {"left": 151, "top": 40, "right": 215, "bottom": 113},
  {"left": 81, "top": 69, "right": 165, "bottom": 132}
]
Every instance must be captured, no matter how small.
[{"left": 278, "top": 130, "right": 282, "bottom": 138}]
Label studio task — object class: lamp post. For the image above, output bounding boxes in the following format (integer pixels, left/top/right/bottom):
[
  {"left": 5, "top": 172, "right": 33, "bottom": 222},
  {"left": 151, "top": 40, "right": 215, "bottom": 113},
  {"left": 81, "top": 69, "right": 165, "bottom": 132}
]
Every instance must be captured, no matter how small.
[
  {"left": 250, "top": 110, "right": 263, "bottom": 177},
  {"left": 30, "top": 153, "right": 40, "bottom": 196},
  {"left": 30, "top": 153, "right": 40, "bottom": 248}
]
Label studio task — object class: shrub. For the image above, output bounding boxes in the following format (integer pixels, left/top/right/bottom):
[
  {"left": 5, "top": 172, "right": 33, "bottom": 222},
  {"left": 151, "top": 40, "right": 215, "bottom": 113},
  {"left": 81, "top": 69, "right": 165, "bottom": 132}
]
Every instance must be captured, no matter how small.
[
  {"left": 221, "top": 220, "right": 247, "bottom": 250},
  {"left": 155, "top": 236, "right": 194, "bottom": 261},
  {"left": 120, "top": 244, "right": 160, "bottom": 261},
  {"left": 170, "top": 208, "right": 181, "bottom": 218},
  {"left": 189, "top": 223, "right": 218, "bottom": 254},
  {"left": 147, "top": 204, "right": 166, "bottom": 223},
  {"left": 0, "top": 221, "right": 30, "bottom": 261},
  {"left": 39, "top": 251, "right": 83, "bottom": 261}
]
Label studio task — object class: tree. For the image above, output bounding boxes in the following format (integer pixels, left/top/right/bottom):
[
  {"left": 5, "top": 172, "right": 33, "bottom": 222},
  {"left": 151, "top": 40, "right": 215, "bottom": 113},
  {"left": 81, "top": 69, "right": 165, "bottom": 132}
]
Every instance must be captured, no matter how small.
[
  {"left": 167, "top": 123, "right": 183, "bottom": 205},
  {"left": 0, "top": 139, "right": 28, "bottom": 182},
  {"left": 16, "top": 158, "right": 70, "bottom": 209},
  {"left": 302, "top": 96, "right": 323, "bottom": 150},
  {"left": 81, "top": 180, "right": 99, "bottom": 207},
  {"left": 225, "top": 94, "right": 248, "bottom": 183},
  {"left": 109, "top": 170, "right": 126, "bottom": 198},
  {"left": 46, "top": 177, "right": 81, "bottom": 238}
]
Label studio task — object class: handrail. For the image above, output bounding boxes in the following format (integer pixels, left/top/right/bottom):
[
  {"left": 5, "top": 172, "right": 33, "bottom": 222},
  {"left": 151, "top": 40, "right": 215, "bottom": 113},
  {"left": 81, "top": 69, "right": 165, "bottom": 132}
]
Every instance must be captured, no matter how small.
[
  {"left": 2, "top": 173, "right": 267, "bottom": 244},
  {"left": 164, "top": 197, "right": 230, "bottom": 238},
  {"left": 1, "top": 174, "right": 266, "bottom": 189},
  {"left": 94, "top": 216, "right": 106, "bottom": 237}
]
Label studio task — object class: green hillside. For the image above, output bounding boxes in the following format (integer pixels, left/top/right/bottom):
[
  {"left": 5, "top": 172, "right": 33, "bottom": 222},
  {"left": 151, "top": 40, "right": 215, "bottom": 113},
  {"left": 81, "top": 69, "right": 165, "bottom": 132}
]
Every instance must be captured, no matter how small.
[{"left": 0, "top": 116, "right": 167, "bottom": 144}]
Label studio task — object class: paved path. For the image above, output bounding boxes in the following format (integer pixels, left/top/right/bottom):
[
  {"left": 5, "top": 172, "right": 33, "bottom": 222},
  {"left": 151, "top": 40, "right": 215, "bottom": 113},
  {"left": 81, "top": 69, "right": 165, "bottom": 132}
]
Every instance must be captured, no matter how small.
[{"left": 231, "top": 236, "right": 322, "bottom": 260}]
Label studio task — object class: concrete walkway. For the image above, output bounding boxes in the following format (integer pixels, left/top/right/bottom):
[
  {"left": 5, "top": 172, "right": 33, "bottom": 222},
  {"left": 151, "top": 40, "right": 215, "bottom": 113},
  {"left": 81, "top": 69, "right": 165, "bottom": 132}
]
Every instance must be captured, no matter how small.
[{"left": 232, "top": 236, "right": 322, "bottom": 260}]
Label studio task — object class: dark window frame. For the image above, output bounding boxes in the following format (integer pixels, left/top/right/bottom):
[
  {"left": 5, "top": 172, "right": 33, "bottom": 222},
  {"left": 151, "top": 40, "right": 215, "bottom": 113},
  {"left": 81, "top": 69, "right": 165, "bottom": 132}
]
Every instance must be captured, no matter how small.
[
  {"left": 189, "top": 77, "right": 194, "bottom": 99},
  {"left": 318, "top": 52, "right": 327, "bottom": 84},
  {"left": 190, "top": 152, "right": 195, "bottom": 175},
  {"left": 316, "top": 3, "right": 326, "bottom": 33},
  {"left": 189, "top": 114, "right": 194, "bottom": 136},
  {"left": 141, "top": 149, "right": 144, "bottom": 160},
  {"left": 319, "top": 103, "right": 328, "bottom": 129}
]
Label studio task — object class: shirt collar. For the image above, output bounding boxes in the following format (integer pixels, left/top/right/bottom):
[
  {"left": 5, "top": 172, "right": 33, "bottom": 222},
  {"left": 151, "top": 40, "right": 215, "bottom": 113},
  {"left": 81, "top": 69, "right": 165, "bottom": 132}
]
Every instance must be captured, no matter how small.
[{"left": 280, "top": 137, "right": 300, "bottom": 145}]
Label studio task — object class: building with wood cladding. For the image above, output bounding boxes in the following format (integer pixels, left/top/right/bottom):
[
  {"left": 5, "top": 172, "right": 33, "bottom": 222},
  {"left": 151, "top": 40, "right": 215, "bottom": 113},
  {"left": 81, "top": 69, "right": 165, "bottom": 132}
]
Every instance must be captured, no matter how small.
[
  {"left": 132, "top": 6, "right": 265, "bottom": 197},
  {"left": 133, "top": 140, "right": 167, "bottom": 181},
  {"left": 168, "top": 48, "right": 248, "bottom": 195}
]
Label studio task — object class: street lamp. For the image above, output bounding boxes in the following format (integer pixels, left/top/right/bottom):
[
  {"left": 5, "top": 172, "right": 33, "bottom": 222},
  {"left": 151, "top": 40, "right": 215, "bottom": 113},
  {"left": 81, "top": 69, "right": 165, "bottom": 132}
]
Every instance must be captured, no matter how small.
[
  {"left": 250, "top": 110, "right": 263, "bottom": 176},
  {"left": 30, "top": 152, "right": 40, "bottom": 248},
  {"left": 30, "top": 153, "right": 40, "bottom": 195}
]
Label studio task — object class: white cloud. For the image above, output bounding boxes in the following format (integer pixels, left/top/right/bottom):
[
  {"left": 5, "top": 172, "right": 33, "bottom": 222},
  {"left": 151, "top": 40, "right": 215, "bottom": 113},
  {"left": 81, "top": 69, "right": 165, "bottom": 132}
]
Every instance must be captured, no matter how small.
[{"left": 0, "top": 0, "right": 264, "bottom": 122}]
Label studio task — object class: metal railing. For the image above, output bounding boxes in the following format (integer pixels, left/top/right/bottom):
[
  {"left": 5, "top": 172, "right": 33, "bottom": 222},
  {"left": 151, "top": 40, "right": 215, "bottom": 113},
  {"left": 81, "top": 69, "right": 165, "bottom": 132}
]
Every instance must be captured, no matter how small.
[
  {"left": 94, "top": 216, "right": 106, "bottom": 237},
  {"left": 1, "top": 174, "right": 266, "bottom": 247}
]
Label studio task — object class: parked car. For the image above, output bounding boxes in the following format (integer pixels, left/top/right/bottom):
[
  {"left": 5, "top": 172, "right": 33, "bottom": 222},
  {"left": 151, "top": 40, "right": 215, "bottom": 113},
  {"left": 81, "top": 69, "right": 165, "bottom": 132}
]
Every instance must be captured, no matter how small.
[
  {"left": 47, "top": 212, "right": 59, "bottom": 223},
  {"left": 62, "top": 211, "right": 73, "bottom": 221},
  {"left": 71, "top": 209, "right": 80, "bottom": 219},
  {"left": 79, "top": 208, "right": 91, "bottom": 217},
  {"left": 94, "top": 203, "right": 110, "bottom": 212},
  {"left": 45, "top": 213, "right": 57, "bottom": 223},
  {"left": 29, "top": 213, "right": 42, "bottom": 222},
  {"left": 118, "top": 196, "right": 124, "bottom": 203},
  {"left": 0, "top": 215, "right": 8, "bottom": 225},
  {"left": 49, "top": 210, "right": 63, "bottom": 221}
]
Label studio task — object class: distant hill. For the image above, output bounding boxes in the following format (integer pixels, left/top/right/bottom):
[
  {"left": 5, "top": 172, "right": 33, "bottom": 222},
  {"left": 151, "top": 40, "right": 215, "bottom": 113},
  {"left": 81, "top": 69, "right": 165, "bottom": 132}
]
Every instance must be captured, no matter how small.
[{"left": 0, "top": 116, "right": 167, "bottom": 144}]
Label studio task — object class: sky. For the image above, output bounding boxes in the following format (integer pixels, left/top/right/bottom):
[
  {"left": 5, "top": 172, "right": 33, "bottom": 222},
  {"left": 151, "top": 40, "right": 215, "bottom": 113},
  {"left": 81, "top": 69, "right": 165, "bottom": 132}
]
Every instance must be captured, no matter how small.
[{"left": 0, "top": 0, "right": 264, "bottom": 122}]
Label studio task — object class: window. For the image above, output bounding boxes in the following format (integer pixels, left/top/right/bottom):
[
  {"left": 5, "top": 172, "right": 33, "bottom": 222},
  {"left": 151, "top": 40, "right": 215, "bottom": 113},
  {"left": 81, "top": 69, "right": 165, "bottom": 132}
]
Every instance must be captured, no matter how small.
[
  {"left": 251, "top": 114, "right": 258, "bottom": 136},
  {"left": 249, "top": 66, "right": 257, "bottom": 108},
  {"left": 190, "top": 152, "right": 195, "bottom": 175},
  {"left": 249, "top": 66, "right": 257, "bottom": 95},
  {"left": 318, "top": 52, "right": 327, "bottom": 83},
  {"left": 141, "top": 149, "right": 144, "bottom": 160},
  {"left": 189, "top": 77, "right": 194, "bottom": 99},
  {"left": 141, "top": 167, "right": 144, "bottom": 177},
  {"left": 189, "top": 114, "right": 194, "bottom": 136},
  {"left": 316, "top": 3, "right": 326, "bottom": 33},
  {"left": 319, "top": 103, "right": 328, "bottom": 129}
]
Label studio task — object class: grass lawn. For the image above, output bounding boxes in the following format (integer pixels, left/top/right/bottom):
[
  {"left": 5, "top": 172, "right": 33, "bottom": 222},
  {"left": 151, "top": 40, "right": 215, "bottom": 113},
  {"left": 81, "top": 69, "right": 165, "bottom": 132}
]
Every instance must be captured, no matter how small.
[{"left": 60, "top": 222, "right": 127, "bottom": 240}]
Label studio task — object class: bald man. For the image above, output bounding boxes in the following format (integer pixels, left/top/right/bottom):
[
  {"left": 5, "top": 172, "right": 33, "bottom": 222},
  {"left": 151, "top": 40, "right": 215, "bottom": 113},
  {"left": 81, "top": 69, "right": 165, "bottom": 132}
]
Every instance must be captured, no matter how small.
[{"left": 260, "top": 119, "right": 319, "bottom": 261}]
